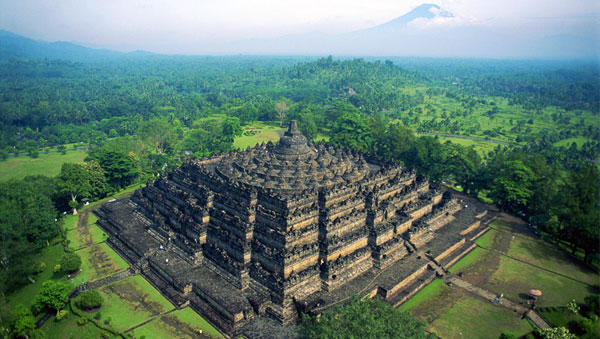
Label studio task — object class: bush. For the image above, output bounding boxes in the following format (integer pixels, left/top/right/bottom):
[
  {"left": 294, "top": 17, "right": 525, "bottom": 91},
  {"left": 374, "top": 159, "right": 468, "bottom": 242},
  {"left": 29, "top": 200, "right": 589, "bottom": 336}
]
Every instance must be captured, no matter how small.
[
  {"left": 32, "top": 262, "right": 46, "bottom": 274},
  {"left": 93, "top": 312, "right": 102, "bottom": 320},
  {"left": 55, "top": 310, "right": 69, "bottom": 321},
  {"left": 53, "top": 264, "right": 61, "bottom": 273},
  {"left": 585, "top": 295, "right": 600, "bottom": 316},
  {"left": 76, "top": 290, "right": 104, "bottom": 310},
  {"left": 59, "top": 252, "right": 82, "bottom": 273},
  {"left": 77, "top": 317, "right": 89, "bottom": 326}
]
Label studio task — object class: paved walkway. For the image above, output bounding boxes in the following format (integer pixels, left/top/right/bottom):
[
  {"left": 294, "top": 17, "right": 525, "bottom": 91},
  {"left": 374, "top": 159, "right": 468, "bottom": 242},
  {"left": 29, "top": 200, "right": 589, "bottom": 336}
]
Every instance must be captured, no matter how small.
[{"left": 446, "top": 275, "right": 550, "bottom": 329}]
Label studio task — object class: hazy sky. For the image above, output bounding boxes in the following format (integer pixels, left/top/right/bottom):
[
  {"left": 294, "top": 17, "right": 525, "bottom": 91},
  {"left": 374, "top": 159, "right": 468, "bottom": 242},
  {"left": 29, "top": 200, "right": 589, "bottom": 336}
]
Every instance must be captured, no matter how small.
[{"left": 1, "top": 0, "right": 598, "bottom": 53}]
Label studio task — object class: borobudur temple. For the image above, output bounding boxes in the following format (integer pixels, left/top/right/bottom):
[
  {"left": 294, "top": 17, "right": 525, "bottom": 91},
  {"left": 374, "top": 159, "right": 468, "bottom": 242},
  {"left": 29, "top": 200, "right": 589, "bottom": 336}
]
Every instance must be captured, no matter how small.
[{"left": 95, "top": 120, "right": 495, "bottom": 336}]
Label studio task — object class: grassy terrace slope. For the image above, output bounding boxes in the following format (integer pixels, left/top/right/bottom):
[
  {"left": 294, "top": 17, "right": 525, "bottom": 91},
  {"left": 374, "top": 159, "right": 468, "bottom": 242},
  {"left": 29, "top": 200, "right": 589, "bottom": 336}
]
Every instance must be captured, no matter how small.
[{"left": 400, "top": 214, "right": 599, "bottom": 338}]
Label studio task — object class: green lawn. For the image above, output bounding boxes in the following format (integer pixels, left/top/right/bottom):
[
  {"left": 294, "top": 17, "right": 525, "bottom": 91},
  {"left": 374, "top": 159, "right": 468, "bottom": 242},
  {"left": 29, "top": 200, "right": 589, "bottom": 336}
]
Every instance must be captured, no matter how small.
[
  {"left": 233, "top": 122, "right": 283, "bottom": 149},
  {"left": 490, "top": 255, "right": 593, "bottom": 307},
  {"left": 399, "top": 279, "right": 446, "bottom": 312},
  {"left": 63, "top": 214, "right": 79, "bottom": 231},
  {"left": 66, "top": 224, "right": 109, "bottom": 250},
  {"left": 437, "top": 136, "right": 500, "bottom": 157},
  {"left": 507, "top": 236, "right": 597, "bottom": 286},
  {"left": 75, "top": 243, "right": 129, "bottom": 284},
  {"left": 429, "top": 295, "right": 535, "bottom": 339},
  {"left": 133, "top": 307, "right": 223, "bottom": 338},
  {"left": 448, "top": 247, "right": 487, "bottom": 274},
  {"left": 0, "top": 149, "right": 87, "bottom": 181},
  {"left": 97, "top": 275, "right": 175, "bottom": 332}
]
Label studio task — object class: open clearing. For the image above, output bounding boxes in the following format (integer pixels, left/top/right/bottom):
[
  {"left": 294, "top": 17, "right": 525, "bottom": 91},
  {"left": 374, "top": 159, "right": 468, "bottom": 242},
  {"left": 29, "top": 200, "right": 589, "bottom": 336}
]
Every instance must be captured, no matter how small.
[
  {"left": 0, "top": 149, "right": 87, "bottom": 181},
  {"left": 234, "top": 122, "right": 284, "bottom": 149}
]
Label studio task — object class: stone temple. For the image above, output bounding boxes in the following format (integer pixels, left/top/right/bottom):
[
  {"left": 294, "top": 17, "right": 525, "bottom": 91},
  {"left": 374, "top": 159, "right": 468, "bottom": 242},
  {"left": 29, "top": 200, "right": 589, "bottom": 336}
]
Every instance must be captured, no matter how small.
[{"left": 96, "top": 120, "right": 494, "bottom": 336}]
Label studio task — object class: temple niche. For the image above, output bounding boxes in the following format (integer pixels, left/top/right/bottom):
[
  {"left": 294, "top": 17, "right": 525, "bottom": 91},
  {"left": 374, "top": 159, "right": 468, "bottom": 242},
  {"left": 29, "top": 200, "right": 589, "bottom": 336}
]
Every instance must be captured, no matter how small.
[{"left": 95, "top": 120, "right": 494, "bottom": 336}]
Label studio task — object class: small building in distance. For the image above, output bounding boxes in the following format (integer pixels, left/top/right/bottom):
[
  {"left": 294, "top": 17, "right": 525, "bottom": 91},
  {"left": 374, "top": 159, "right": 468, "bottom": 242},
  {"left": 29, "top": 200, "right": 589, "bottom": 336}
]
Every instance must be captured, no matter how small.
[{"left": 95, "top": 120, "right": 494, "bottom": 336}]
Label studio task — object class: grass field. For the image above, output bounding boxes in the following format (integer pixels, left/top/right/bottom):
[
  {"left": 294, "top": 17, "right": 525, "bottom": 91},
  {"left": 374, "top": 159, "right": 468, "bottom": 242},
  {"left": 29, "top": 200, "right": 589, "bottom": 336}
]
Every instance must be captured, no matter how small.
[
  {"left": 233, "top": 122, "right": 284, "bottom": 149},
  {"left": 0, "top": 149, "right": 87, "bottom": 181},
  {"left": 97, "top": 275, "right": 174, "bottom": 332},
  {"left": 401, "top": 213, "right": 598, "bottom": 337},
  {"left": 437, "top": 136, "right": 501, "bottom": 157},
  {"left": 400, "top": 279, "right": 535, "bottom": 339},
  {"left": 66, "top": 224, "right": 108, "bottom": 250},
  {"left": 75, "top": 242, "right": 129, "bottom": 284},
  {"left": 430, "top": 294, "right": 535, "bottom": 339},
  {"left": 133, "top": 307, "right": 223, "bottom": 338}
]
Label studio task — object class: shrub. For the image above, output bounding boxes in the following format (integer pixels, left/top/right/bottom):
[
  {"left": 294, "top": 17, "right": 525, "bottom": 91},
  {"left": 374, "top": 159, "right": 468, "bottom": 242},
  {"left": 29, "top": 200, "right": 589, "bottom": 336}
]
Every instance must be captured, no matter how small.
[
  {"left": 76, "top": 290, "right": 104, "bottom": 310},
  {"left": 93, "top": 312, "right": 102, "bottom": 320},
  {"left": 32, "top": 262, "right": 46, "bottom": 274},
  {"left": 55, "top": 310, "right": 69, "bottom": 321},
  {"left": 53, "top": 264, "right": 61, "bottom": 273},
  {"left": 77, "top": 317, "right": 89, "bottom": 326},
  {"left": 585, "top": 295, "right": 600, "bottom": 316},
  {"left": 59, "top": 252, "right": 82, "bottom": 273}
]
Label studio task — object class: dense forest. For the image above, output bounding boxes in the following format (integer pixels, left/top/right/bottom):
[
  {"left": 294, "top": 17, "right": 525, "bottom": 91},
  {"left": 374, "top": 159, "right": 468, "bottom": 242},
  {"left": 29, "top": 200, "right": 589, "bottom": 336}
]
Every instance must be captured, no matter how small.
[{"left": 0, "top": 54, "right": 599, "bottom": 337}]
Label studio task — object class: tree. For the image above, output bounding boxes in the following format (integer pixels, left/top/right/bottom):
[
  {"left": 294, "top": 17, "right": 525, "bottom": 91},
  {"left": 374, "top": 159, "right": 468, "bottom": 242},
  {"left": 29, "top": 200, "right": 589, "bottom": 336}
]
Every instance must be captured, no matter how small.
[
  {"left": 138, "top": 119, "right": 179, "bottom": 155},
  {"left": 221, "top": 117, "right": 242, "bottom": 142},
  {"left": 538, "top": 327, "right": 577, "bottom": 339},
  {"left": 82, "top": 160, "right": 107, "bottom": 200},
  {"left": 330, "top": 112, "right": 373, "bottom": 153},
  {"left": 10, "top": 305, "right": 37, "bottom": 339},
  {"left": 400, "top": 136, "right": 446, "bottom": 181},
  {"left": 556, "top": 164, "right": 600, "bottom": 262},
  {"left": 32, "top": 281, "right": 72, "bottom": 315},
  {"left": 297, "top": 110, "right": 317, "bottom": 141},
  {"left": 86, "top": 147, "right": 139, "bottom": 189},
  {"left": 59, "top": 252, "right": 81, "bottom": 273},
  {"left": 0, "top": 177, "right": 58, "bottom": 292},
  {"left": 378, "top": 122, "right": 414, "bottom": 160},
  {"left": 275, "top": 101, "right": 290, "bottom": 127},
  {"left": 298, "top": 296, "right": 434, "bottom": 339},
  {"left": 75, "top": 290, "right": 104, "bottom": 310},
  {"left": 443, "top": 142, "right": 481, "bottom": 194},
  {"left": 584, "top": 294, "right": 600, "bottom": 315},
  {"left": 488, "top": 160, "right": 535, "bottom": 214},
  {"left": 56, "top": 163, "right": 91, "bottom": 214}
]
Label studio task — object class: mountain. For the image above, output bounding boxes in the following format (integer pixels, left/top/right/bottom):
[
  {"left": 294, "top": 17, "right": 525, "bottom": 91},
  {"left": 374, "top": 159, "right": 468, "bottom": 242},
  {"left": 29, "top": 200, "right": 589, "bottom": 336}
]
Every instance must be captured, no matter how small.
[
  {"left": 1, "top": 3, "right": 598, "bottom": 59},
  {"left": 0, "top": 29, "right": 123, "bottom": 62},
  {"left": 225, "top": 3, "right": 598, "bottom": 58},
  {"left": 365, "top": 3, "right": 453, "bottom": 31}
]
